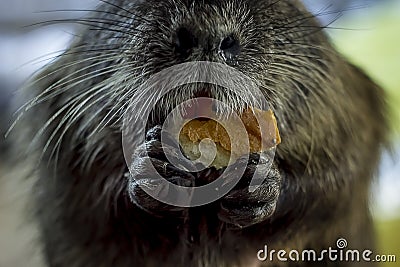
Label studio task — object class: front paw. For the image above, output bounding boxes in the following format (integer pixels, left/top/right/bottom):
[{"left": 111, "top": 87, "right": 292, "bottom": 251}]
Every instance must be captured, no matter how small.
[
  {"left": 218, "top": 154, "right": 281, "bottom": 228},
  {"left": 128, "top": 126, "right": 196, "bottom": 217}
]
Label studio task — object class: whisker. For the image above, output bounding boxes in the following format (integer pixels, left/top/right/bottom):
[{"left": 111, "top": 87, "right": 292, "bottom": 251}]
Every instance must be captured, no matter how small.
[
  {"left": 247, "top": 51, "right": 321, "bottom": 60},
  {"left": 17, "top": 44, "right": 132, "bottom": 72},
  {"left": 34, "top": 9, "right": 135, "bottom": 23},
  {"left": 98, "top": 0, "right": 154, "bottom": 25},
  {"left": 24, "top": 18, "right": 147, "bottom": 36}
]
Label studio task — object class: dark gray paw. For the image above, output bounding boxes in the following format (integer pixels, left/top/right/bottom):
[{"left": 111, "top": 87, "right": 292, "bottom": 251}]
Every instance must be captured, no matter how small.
[
  {"left": 218, "top": 155, "right": 281, "bottom": 228},
  {"left": 128, "top": 125, "right": 195, "bottom": 217}
]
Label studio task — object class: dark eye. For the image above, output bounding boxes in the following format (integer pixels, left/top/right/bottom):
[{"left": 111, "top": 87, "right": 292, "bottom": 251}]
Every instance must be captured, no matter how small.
[{"left": 174, "top": 27, "right": 198, "bottom": 58}]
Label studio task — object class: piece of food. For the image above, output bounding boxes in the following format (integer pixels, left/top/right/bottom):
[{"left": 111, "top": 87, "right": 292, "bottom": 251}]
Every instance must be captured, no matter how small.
[{"left": 179, "top": 108, "right": 281, "bottom": 169}]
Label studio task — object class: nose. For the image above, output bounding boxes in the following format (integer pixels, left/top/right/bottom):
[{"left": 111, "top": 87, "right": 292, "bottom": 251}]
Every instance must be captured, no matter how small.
[
  {"left": 174, "top": 27, "right": 241, "bottom": 64},
  {"left": 219, "top": 35, "right": 241, "bottom": 64},
  {"left": 174, "top": 27, "right": 198, "bottom": 58}
]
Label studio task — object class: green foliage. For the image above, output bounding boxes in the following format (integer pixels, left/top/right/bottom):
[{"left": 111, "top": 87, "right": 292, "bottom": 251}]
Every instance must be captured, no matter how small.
[{"left": 332, "top": 10, "right": 400, "bottom": 138}]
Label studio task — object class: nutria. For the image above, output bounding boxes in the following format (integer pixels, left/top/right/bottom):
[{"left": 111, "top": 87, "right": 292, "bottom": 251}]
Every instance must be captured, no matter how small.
[{"left": 15, "top": 0, "right": 388, "bottom": 266}]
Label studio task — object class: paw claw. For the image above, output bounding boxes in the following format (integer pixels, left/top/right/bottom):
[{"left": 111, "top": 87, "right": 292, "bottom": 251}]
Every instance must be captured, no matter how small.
[{"left": 217, "top": 162, "right": 281, "bottom": 227}]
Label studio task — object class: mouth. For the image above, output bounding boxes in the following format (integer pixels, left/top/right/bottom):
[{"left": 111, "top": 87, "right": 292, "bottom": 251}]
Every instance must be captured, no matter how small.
[
  {"left": 193, "top": 89, "right": 213, "bottom": 98},
  {"left": 146, "top": 87, "right": 217, "bottom": 127}
]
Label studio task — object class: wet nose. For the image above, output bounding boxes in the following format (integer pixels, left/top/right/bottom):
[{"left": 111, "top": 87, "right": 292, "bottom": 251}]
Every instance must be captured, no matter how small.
[
  {"left": 174, "top": 27, "right": 241, "bottom": 64},
  {"left": 174, "top": 27, "right": 198, "bottom": 58},
  {"left": 219, "top": 35, "right": 241, "bottom": 64}
]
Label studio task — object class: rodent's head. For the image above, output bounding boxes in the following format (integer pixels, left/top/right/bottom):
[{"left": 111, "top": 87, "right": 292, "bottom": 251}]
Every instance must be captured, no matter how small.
[
  {"left": 122, "top": 0, "right": 334, "bottom": 117},
  {"left": 31, "top": 0, "right": 353, "bottom": 169},
  {"left": 70, "top": 0, "right": 337, "bottom": 126}
]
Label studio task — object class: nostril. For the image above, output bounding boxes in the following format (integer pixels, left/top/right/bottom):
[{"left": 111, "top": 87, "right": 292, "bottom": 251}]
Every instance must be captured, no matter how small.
[
  {"left": 219, "top": 35, "right": 241, "bottom": 59},
  {"left": 174, "top": 27, "right": 197, "bottom": 58}
]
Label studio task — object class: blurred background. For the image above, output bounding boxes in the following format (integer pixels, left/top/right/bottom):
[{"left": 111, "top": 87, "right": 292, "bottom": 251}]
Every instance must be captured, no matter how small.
[{"left": 0, "top": 0, "right": 399, "bottom": 266}]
